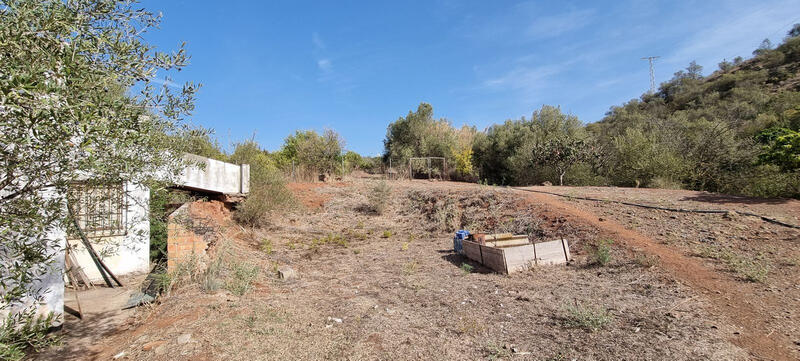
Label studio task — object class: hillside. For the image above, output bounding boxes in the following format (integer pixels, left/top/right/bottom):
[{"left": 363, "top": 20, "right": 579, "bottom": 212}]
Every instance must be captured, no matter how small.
[{"left": 585, "top": 30, "right": 800, "bottom": 198}]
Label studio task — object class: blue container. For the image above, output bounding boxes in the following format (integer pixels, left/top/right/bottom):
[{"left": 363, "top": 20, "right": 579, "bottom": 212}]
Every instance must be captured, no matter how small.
[{"left": 453, "top": 230, "right": 470, "bottom": 254}]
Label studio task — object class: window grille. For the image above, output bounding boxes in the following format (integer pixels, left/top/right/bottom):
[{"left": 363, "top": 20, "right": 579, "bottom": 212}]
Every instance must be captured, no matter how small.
[{"left": 67, "top": 183, "right": 127, "bottom": 238}]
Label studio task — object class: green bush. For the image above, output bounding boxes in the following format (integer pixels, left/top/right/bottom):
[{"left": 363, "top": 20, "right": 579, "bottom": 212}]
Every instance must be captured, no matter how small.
[
  {"left": 0, "top": 311, "right": 60, "bottom": 361},
  {"left": 587, "top": 239, "right": 613, "bottom": 266}
]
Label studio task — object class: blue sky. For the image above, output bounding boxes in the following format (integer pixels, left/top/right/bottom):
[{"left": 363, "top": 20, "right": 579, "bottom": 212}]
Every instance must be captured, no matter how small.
[{"left": 141, "top": 0, "right": 800, "bottom": 156}]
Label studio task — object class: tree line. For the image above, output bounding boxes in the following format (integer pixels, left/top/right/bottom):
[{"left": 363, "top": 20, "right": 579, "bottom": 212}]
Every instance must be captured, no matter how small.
[{"left": 383, "top": 25, "right": 800, "bottom": 199}]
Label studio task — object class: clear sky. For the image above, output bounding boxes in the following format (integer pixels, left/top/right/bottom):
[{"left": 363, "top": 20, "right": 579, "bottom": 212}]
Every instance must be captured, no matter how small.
[{"left": 140, "top": 0, "right": 800, "bottom": 156}]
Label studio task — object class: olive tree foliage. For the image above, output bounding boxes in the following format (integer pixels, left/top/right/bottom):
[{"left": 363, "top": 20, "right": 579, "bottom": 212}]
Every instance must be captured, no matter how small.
[
  {"left": 383, "top": 103, "right": 457, "bottom": 166},
  {"left": 383, "top": 102, "right": 478, "bottom": 179},
  {"left": 1, "top": 0, "right": 199, "bottom": 314},
  {"left": 472, "top": 105, "right": 585, "bottom": 185}
]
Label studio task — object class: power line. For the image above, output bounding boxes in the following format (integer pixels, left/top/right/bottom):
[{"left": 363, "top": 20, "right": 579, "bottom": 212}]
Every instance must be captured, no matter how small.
[{"left": 641, "top": 56, "right": 660, "bottom": 93}]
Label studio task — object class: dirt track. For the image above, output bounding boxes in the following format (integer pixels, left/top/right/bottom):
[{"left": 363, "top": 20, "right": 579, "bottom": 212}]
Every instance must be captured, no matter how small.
[{"left": 511, "top": 186, "right": 800, "bottom": 361}]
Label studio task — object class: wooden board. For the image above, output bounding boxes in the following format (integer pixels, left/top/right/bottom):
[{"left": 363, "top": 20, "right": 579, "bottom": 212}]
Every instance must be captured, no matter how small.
[
  {"left": 486, "top": 238, "right": 530, "bottom": 248},
  {"left": 463, "top": 240, "right": 483, "bottom": 264},
  {"left": 503, "top": 244, "right": 536, "bottom": 273},
  {"left": 480, "top": 245, "right": 507, "bottom": 273},
  {"left": 533, "top": 239, "right": 571, "bottom": 265}
]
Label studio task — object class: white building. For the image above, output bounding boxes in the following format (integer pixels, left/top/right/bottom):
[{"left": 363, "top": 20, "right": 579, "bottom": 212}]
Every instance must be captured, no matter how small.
[{"left": 1, "top": 154, "right": 249, "bottom": 325}]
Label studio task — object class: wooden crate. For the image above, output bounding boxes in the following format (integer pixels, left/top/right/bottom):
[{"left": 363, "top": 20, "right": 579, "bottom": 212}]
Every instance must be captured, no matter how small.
[{"left": 462, "top": 238, "right": 571, "bottom": 274}]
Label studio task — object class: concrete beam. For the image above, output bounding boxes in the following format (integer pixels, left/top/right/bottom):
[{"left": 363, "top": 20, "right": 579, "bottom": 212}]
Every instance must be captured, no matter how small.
[{"left": 178, "top": 154, "right": 250, "bottom": 195}]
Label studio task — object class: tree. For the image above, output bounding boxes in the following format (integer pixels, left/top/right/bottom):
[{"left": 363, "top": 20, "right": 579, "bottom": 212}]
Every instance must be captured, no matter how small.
[
  {"left": 1, "top": 0, "right": 198, "bottom": 324},
  {"left": 787, "top": 23, "right": 800, "bottom": 39},
  {"left": 383, "top": 103, "right": 456, "bottom": 167},
  {"left": 759, "top": 128, "right": 800, "bottom": 171},
  {"left": 753, "top": 38, "right": 774, "bottom": 56},
  {"left": 530, "top": 137, "right": 593, "bottom": 186}
]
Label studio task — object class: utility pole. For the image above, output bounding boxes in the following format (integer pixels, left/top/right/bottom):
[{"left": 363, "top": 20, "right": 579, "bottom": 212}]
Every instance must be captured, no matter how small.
[{"left": 641, "top": 56, "right": 659, "bottom": 94}]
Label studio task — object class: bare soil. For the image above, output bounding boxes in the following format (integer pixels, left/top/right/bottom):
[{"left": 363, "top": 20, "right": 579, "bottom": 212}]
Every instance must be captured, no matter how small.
[{"left": 48, "top": 180, "right": 800, "bottom": 360}]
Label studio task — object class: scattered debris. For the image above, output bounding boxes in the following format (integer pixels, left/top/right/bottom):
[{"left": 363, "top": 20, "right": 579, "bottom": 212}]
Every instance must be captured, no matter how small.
[
  {"left": 177, "top": 333, "right": 192, "bottom": 345},
  {"left": 278, "top": 265, "right": 298, "bottom": 280}
]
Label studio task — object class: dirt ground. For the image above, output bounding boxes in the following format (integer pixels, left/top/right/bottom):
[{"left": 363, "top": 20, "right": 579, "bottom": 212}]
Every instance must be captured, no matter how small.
[{"left": 46, "top": 179, "right": 800, "bottom": 360}]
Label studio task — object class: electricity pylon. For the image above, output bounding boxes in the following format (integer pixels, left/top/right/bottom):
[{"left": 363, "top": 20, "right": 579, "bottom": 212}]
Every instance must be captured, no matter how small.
[{"left": 641, "top": 56, "right": 660, "bottom": 94}]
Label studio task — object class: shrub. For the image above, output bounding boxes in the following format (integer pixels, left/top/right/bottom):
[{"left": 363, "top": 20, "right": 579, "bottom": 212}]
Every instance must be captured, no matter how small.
[
  {"left": 562, "top": 302, "right": 611, "bottom": 332},
  {"left": 0, "top": 311, "right": 61, "bottom": 361},
  {"left": 234, "top": 170, "right": 294, "bottom": 226},
  {"left": 587, "top": 239, "right": 613, "bottom": 266},
  {"left": 460, "top": 262, "right": 474, "bottom": 274},
  {"left": 367, "top": 181, "right": 392, "bottom": 214},
  {"left": 381, "top": 230, "right": 392, "bottom": 238}
]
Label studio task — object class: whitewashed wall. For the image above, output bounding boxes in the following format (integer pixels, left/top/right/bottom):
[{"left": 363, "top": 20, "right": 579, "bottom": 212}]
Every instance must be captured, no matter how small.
[{"left": 67, "top": 182, "right": 150, "bottom": 281}]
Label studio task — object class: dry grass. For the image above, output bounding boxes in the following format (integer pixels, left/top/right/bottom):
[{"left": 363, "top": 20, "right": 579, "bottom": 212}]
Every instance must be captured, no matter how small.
[{"left": 89, "top": 180, "right": 751, "bottom": 361}]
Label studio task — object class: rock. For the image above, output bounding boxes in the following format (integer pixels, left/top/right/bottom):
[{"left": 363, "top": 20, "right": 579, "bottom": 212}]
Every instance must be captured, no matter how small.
[
  {"left": 327, "top": 317, "right": 343, "bottom": 323},
  {"left": 540, "top": 181, "right": 552, "bottom": 186},
  {"left": 113, "top": 352, "right": 126, "bottom": 359},
  {"left": 176, "top": 333, "right": 192, "bottom": 345},
  {"left": 142, "top": 341, "right": 166, "bottom": 351},
  {"left": 723, "top": 211, "right": 739, "bottom": 220},
  {"left": 278, "top": 266, "right": 298, "bottom": 280},
  {"left": 154, "top": 344, "right": 167, "bottom": 355}
]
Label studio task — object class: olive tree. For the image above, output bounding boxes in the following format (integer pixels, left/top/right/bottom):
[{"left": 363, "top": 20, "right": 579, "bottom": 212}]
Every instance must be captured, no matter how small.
[{"left": 1, "top": 0, "right": 199, "bottom": 323}]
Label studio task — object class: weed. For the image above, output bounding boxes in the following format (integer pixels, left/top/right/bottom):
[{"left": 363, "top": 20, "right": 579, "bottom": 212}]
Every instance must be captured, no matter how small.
[
  {"left": 403, "top": 261, "right": 418, "bottom": 275},
  {"left": 311, "top": 233, "right": 349, "bottom": 248},
  {"left": 484, "top": 342, "right": 512, "bottom": 360},
  {"left": 287, "top": 241, "right": 298, "bottom": 250},
  {"left": 401, "top": 242, "right": 409, "bottom": 251},
  {"left": 562, "top": 301, "right": 611, "bottom": 332},
  {"left": 152, "top": 271, "right": 173, "bottom": 295},
  {"left": 200, "top": 257, "right": 224, "bottom": 293},
  {"left": 367, "top": 181, "right": 392, "bottom": 214},
  {"left": 353, "top": 249, "right": 361, "bottom": 255},
  {"left": 633, "top": 253, "right": 658, "bottom": 268},
  {"left": 694, "top": 245, "right": 770, "bottom": 282},
  {"left": 587, "top": 239, "right": 613, "bottom": 266},
  {"left": 381, "top": 230, "right": 392, "bottom": 238},
  {"left": 356, "top": 220, "right": 365, "bottom": 229},
  {"left": 225, "top": 261, "right": 260, "bottom": 296},
  {"left": 456, "top": 316, "right": 485, "bottom": 335},
  {"left": 460, "top": 262, "right": 474, "bottom": 274},
  {"left": 259, "top": 238, "right": 273, "bottom": 254}
]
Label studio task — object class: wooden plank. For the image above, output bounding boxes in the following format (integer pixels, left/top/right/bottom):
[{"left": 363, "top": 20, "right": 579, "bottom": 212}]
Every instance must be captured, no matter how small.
[
  {"left": 462, "top": 240, "right": 483, "bottom": 263},
  {"left": 534, "top": 239, "right": 571, "bottom": 265},
  {"left": 503, "top": 244, "right": 536, "bottom": 273},
  {"left": 486, "top": 238, "right": 530, "bottom": 248},
  {"left": 479, "top": 245, "right": 507, "bottom": 273}
]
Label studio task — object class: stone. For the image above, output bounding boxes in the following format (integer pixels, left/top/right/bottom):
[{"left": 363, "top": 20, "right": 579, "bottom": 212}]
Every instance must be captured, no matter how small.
[
  {"left": 177, "top": 333, "right": 192, "bottom": 345},
  {"left": 142, "top": 341, "right": 166, "bottom": 351},
  {"left": 278, "top": 266, "right": 298, "bottom": 280}
]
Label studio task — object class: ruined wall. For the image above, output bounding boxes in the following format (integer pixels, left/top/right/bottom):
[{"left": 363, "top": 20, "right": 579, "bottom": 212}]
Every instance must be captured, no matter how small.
[{"left": 167, "top": 200, "right": 228, "bottom": 272}]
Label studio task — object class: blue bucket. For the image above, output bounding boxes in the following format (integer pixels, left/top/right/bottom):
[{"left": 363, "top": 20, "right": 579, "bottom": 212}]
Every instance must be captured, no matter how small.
[{"left": 453, "top": 230, "right": 470, "bottom": 254}]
